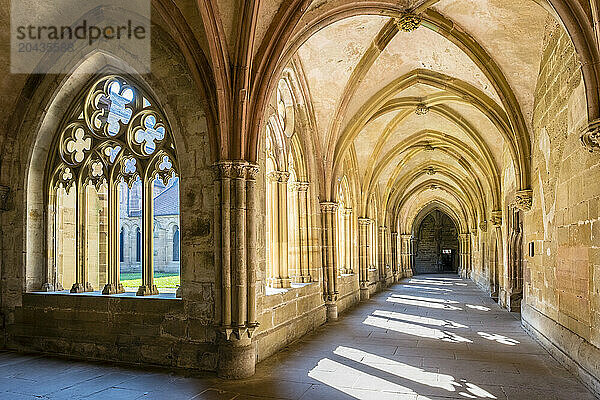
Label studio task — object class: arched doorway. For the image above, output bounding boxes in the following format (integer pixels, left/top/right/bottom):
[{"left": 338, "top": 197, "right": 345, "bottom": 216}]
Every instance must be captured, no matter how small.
[{"left": 414, "top": 210, "right": 459, "bottom": 275}]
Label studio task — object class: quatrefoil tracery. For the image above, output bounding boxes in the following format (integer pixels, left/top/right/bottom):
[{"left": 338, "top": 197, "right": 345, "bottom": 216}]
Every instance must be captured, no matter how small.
[{"left": 52, "top": 75, "right": 178, "bottom": 193}]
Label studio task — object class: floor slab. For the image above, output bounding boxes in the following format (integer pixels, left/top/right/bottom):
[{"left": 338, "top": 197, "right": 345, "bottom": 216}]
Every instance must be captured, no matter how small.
[{"left": 0, "top": 274, "right": 596, "bottom": 399}]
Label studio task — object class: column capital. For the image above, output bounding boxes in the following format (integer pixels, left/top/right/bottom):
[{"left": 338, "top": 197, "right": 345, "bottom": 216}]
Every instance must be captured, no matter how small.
[
  {"left": 296, "top": 181, "right": 310, "bottom": 192},
  {"left": 379, "top": 226, "right": 388, "bottom": 232},
  {"left": 268, "top": 170, "right": 290, "bottom": 183},
  {"left": 491, "top": 210, "right": 502, "bottom": 227},
  {"left": 401, "top": 234, "right": 412, "bottom": 240},
  {"left": 358, "top": 217, "right": 372, "bottom": 226},
  {"left": 245, "top": 163, "right": 260, "bottom": 181},
  {"left": 343, "top": 208, "right": 353, "bottom": 216},
  {"left": 479, "top": 221, "right": 488, "bottom": 232},
  {"left": 391, "top": 232, "right": 398, "bottom": 238},
  {"left": 0, "top": 185, "right": 9, "bottom": 211},
  {"left": 320, "top": 201, "right": 338, "bottom": 213},
  {"left": 515, "top": 189, "right": 533, "bottom": 211},
  {"left": 581, "top": 118, "right": 600, "bottom": 152}
]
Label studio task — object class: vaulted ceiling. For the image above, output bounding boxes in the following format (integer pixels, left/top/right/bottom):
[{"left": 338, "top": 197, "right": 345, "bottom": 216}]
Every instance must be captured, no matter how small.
[{"left": 277, "top": 0, "right": 560, "bottom": 230}]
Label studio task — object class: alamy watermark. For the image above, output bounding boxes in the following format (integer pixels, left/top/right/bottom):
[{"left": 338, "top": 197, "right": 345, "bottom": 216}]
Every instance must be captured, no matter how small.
[{"left": 11, "top": 0, "right": 151, "bottom": 74}]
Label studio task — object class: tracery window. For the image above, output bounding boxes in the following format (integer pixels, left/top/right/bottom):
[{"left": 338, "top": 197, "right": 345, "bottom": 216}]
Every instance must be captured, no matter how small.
[{"left": 48, "top": 75, "right": 180, "bottom": 296}]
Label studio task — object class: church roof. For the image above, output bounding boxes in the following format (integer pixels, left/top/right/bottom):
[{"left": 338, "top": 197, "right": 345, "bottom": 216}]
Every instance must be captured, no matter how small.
[{"left": 154, "top": 179, "right": 179, "bottom": 216}]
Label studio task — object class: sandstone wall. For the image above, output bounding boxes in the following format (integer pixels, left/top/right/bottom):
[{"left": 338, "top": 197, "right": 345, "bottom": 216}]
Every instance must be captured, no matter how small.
[{"left": 522, "top": 16, "right": 600, "bottom": 395}]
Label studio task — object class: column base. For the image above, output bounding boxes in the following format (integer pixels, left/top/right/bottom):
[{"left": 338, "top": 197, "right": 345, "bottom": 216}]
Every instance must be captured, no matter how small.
[
  {"left": 292, "top": 275, "right": 312, "bottom": 284},
  {"left": 217, "top": 336, "right": 256, "bottom": 379},
  {"left": 326, "top": 301, "right": 338, "bottom": 321},
  {"left": 360, "top": 286, "right": 370, "bottom": 301},
  {"left": 268, "top": 277, "right": 291, "bottom": 288},
  {"left": 70, "top": 282, "right": 93, "bottom": 293},
  {"left": 102, "top": 283, "right": 125, "bottom": 295},
  {"left": 41, "top": 283, "right": 55, "bottom": 292},
  {"left": 136, "top": 284, "right": 159, "bottom": 296}
]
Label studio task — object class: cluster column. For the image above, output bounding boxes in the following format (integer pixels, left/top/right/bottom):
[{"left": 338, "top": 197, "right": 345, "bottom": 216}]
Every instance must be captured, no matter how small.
[
  {"left": 391, "top": 232, "right": 399, "bottom": 281},
  {"left": 459, "top": 233, "right": 471, "bottom": 278},
  {"left": 358, "top": 218, "right": 371, "bottom": 300},
  {"left": 400, "top": 234, "right": 412, "bottom": 277},
  {"left": 320, "top": 202, "right": 339, "bottom": 320},
  {"left": 214, "top": 161, "right": 260, "bottom": 379},
  {"left": 378, "top": 226, "right": 387, "bottom": 283}
]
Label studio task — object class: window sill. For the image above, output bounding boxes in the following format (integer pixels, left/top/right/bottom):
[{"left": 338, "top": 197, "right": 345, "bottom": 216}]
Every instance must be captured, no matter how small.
[
  {"left": 29, "top": 289, "right": 180, "bottom": 300},
  {"left": 265, "top": 281, "right": 317, "bottom": 296}
]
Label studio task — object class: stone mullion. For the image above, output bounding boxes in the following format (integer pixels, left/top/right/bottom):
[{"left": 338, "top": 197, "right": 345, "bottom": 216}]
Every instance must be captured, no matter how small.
[
  {"left": 288, "top": 183, "right": 301, "bottom": 282},
  {"left": 71, "top": 181, "right": 92, "bottom": 293},
  {"left": 137, "top": 178, "right": 158, "bottom": 296},
  {"left": 43, "top": 190, "right": 58, "bottom": 291},
  {"left": 296, "top": 182, "right": 311, "bottom": 282},
  {"left": 358, "top": 218, "right": 371, "bottom": 300},
  {"left": 344, "top": 209, "right": 353, "bottom": 274},
  {"left": 320, "top": 202, "right": 338, "bottom": 320},
  {"left": 268, "top": 171, "right": 291, "bottom": 288},
  {"left": 102, "top": 179, "right": 124, "bottom": 295}
]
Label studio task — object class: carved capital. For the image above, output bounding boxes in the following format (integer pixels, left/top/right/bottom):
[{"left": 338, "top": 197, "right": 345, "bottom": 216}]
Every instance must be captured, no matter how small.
[
  {"left": 268, "top": 170, "right": 289, "bottom": 183},
  {"left": 231, "top": 161, "right": 247, "bottom": 179},
  {"left": 213, "top": 161, "right": 233, "bottom": 180},
  {"left": 580, "top": 119, "right": 600, "bottom": 152},
  {"left": 358, "top": 217, "right": 372, "bottom": 226},
  {"left": 320, "top": 202, "right": 338, "bottom": 213},
  {"left": 396, "top": 13, "right": 422, "bottom": 32},
  {"left": 479, "top": 221, "right": 488, "bottom": 232},
  {"left": 0, "top": 185, "right": 10, "bottom": 211},
  {"left": 515, "top": 189, "right": 533, "bottom": 211},
  {"left": 245, "top": 163, "right": 260, "bottom": 181},
  {"left": 296, "top": 181, "right": 310, "bottom": 192},
  {"left": 343, "top": 208, "right": 353, "bottom": 216},
  {"left": 491, "top": 210, "right": 502, "bottom": 227}
]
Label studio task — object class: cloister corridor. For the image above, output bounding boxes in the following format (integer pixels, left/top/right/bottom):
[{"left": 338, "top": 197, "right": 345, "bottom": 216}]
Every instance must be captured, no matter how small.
[{"left": 0, "top": 275, "right": 594, "bottom": 400}]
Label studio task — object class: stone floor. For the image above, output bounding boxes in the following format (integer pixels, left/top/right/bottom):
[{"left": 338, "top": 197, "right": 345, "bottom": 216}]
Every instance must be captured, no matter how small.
[{"left": 0, "top": 275, "right": 596, "bottom": 399}]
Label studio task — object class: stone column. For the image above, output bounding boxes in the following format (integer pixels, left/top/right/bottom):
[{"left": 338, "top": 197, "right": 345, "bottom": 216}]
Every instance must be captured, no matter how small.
[
  {"left": 358, "top": 218, "right": 371, "bottom": 300},
  {"left": 214, "top": 161, "right": 260, "bottom": 379},
  {"left": 267, "top": 171, "right": 291, "bottom": 288},
  {"left": 409, "top": 237, "right": 417, "bottom": 277},
  {"left": 378, "top": 226, "right": 387, "bottom": 283},
  {"left": 102, "top": 179, "right": 124, "bottom": 295},
  {"left": 344, "top": 208, "right": 353, "bottom": 274},
  {"left": 296, "top": 182, "right": 311, "bottom": 283},
  {"left": 391, "top": 232, "right": 398, "bottom": 281},
  {"left": 459, "top": 233, "right": 471, "bottom": 279},
  {"left": 320, "top": 202, "right": 339, "bottom": 320},
  {"left": 288, "top": 182, "right": 300, "bottom": 282},
  {"left": 400, "top": 234, "right": 412, "bottom": 277}
]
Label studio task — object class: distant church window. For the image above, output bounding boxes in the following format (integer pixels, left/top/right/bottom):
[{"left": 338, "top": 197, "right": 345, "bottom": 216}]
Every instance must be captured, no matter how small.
[
  {"left": 172, "top": 226, "right": 180, "bottom": 262},
  {"left": 48, "top": 75, "right": 180, "bottom": 295}
]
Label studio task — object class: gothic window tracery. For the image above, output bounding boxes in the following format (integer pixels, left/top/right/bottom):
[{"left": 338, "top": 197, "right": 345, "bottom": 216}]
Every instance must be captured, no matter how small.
[{"left": 48, "top": 75, "right": 180, "bottom": 296}]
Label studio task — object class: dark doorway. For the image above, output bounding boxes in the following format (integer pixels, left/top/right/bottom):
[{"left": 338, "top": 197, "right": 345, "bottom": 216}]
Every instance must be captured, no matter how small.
[{"left": 414, "top": 210, "right": 459, "bottom": 274}]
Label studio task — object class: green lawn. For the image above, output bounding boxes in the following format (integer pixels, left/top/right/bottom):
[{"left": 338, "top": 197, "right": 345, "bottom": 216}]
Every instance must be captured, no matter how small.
[{"left": 120, "top": 272, "right": 180, "bottom": 288}]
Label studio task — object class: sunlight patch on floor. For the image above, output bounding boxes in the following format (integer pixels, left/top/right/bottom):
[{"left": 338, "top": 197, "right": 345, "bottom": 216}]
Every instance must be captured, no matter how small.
[
  {"left": 308, "top": 358, "right": 429, "bottom": 400},
  {"left": 402, "top": 285, "right": 453, "bottom": 292},
  {"left": 386, "top": 296, "right": 463, "bottom": 311},
  {"left": 477, "top": 332, "right": 520, "bottom": 345},
  {"left": 363, "top": 315, "right": 472, "bottom": 343},
  {"left": 332, "top": 346, "right": 497, "bottom": 399},
  {"left": 466, "top": 304, "right": 491, "bottom": 311},
  {"left": 372, "top": 310, "right": 468, "bottom": 329}
]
